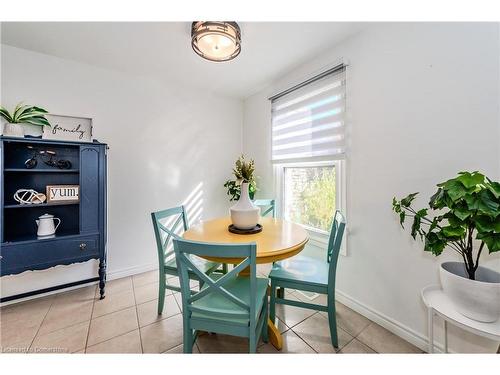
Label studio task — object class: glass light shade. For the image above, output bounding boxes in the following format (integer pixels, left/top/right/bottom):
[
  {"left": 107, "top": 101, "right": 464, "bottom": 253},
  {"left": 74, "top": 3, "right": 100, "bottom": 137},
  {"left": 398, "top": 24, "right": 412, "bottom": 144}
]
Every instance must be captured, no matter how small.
[{"left": 191, "top": 22, "right": 241, "bottom": 62}]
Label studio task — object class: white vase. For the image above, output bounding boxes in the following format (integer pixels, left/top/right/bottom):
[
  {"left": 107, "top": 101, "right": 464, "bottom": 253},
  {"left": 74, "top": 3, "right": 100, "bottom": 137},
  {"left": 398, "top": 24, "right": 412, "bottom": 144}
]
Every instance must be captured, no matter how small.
[
  {"left": 230, "top": 182, "right": 260, "bottom": 230},
  {"left": 440, "top": 262, "right": 500, "bottom": 322},
  {"left": 3, "top": 122, "right": 25, "bottom": 137}
]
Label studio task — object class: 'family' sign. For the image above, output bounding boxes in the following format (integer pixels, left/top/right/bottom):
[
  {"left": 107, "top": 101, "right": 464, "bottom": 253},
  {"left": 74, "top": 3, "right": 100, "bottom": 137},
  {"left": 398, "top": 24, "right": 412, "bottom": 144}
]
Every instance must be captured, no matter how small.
[{"left": 43, "top": 114, "right": 93, "bottom": 142}]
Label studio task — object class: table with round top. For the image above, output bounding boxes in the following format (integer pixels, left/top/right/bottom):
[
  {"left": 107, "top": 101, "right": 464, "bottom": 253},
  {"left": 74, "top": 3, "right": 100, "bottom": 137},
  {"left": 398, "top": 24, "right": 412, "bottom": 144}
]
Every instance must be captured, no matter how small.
[{"left": 183, "top": 216, "right": 309, "bottom": 350}]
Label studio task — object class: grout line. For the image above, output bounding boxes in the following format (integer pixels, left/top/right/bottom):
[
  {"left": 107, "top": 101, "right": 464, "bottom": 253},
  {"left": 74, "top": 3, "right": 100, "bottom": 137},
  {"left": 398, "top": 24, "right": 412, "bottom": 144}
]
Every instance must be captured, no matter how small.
[
  {"left": 83, "top": 285, "right": 98, "bottom": 352},
  {"left": 86, "top": 327, "right": 139, "bottom": 351},
  {"left": 27, "top": 295, "right": 56, "bottom": 352},
  {"left": 130, "top": 275, "right": 144, "bottom": 353}
]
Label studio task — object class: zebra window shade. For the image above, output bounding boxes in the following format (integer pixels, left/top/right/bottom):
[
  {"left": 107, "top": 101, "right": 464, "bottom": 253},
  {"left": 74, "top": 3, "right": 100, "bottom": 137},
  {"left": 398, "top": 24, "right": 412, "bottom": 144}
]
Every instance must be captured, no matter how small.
[{"left": 271, "top": 67, "right": 346, "bottom": 163}]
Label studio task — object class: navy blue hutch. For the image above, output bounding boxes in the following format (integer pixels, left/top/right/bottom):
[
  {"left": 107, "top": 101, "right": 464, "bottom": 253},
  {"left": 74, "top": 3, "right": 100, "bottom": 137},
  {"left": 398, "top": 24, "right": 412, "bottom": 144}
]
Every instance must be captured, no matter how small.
[{"left": 0, "top": 136, "right": 107, "bottom": 302}]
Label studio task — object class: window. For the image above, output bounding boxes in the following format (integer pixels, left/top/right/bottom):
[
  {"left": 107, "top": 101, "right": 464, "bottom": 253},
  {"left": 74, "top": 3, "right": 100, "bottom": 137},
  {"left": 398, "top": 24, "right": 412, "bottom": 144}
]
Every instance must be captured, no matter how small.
[
  {"left": 283, "top": 163, "right": 336, "bottom": 233},
  {"left": 270, "top": 64, "right": 346, "bottom": 250}
]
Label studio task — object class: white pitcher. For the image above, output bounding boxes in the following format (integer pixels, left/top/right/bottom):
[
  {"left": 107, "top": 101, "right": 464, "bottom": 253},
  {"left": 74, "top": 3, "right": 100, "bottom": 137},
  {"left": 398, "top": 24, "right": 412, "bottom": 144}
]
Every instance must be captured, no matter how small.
[{"left": 36, "top": 213, "right": 61, "bottom": 237}]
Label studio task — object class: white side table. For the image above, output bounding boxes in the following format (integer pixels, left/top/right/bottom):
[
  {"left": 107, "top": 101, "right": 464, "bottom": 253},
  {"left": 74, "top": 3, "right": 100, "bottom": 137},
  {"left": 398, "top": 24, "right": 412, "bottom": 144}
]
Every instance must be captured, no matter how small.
[{"left": 422, "top": 285, "right": 500, "bottom": 353}]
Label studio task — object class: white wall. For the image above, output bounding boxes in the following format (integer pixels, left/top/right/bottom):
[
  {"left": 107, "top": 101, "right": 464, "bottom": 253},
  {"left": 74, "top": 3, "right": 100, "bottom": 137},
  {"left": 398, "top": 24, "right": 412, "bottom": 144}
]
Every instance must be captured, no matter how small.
[
  {"left": 243, "top": 23, "right": 500, "bottom": 352},
  {"left": 1, "top": 45, "right": 243, "bottom": 298}
]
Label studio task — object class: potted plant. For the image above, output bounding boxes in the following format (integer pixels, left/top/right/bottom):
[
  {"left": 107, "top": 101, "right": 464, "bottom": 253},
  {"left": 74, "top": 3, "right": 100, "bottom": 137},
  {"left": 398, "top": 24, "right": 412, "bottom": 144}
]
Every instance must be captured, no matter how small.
[
  {"left": 224, "top": 155, "right": 258, "bottom": 201},
  {"left": 392, "top": 171, "right": 500, "bottom": 322},
  {"left": 227, "top": 155, "right": 260, "bottom": 230},
  {"left": 0, "top": 102, "right": 51, "bottom": 138}
]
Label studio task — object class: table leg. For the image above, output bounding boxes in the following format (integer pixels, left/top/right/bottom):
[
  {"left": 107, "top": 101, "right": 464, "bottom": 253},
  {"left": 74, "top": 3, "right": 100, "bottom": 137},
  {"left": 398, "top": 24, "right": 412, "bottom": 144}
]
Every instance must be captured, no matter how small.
[
  {"left": 427, "top": 307, "right": 434, "bottom": 354},
  {"left": 267, "top": 319, "right": 283, "bottom": 350},
  {"left": 444, "top": 320, "right": 448, "bottom": 353}
]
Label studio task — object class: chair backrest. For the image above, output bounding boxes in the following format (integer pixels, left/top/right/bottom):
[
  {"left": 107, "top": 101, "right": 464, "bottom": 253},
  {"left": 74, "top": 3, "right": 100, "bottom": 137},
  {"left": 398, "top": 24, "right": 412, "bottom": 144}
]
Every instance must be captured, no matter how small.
[
  {"left": 151, "top": 206, "right": 189, "bottom": 269},
  {"left": 327, "top": 210, "right": 346, "bottom": 288},
  {"left": 173, "top": 238, "right": 258, "bottom": 326},
  {"left": 253, "top": 199, "right": 275, "bottom": 218}
]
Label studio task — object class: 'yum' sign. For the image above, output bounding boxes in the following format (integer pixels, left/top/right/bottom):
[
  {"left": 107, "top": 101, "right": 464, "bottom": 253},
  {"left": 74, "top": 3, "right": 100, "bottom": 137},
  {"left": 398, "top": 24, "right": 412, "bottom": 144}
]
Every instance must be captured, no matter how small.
[{"left": 46, "top": 185, "right": 80, "bottom": 203}]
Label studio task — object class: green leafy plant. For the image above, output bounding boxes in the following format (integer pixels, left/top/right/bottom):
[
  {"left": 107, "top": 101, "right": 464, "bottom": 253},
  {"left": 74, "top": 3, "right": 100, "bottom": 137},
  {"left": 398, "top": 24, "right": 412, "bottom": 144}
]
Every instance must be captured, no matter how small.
[
  {"left": 0, "top": 102, "right": 51, "bottom": 127},
  {"left": 392, "top": 171, "right": 500, "bottom": 280},
  {"left": 295, "top": 167, "right": 336, "bottom": 232},
  {"left": 224, "top": 155, "right": 257, "bottom": 201}
]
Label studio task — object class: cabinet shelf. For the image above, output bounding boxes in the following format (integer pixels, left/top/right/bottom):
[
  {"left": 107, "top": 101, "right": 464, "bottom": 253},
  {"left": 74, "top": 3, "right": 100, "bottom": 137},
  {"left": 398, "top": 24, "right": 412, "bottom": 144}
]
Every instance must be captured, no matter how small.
[
  {"left": 4, "top": 202, "right": 79, "bottom": 209},
  {"left": 4, "top": 168, "right": 79, "bottom": 173}
]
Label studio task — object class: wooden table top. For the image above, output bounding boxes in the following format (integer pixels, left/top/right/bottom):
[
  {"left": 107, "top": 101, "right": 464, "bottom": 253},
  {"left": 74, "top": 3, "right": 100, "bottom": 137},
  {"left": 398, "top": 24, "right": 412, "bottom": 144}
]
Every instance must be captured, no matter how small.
[{"left": 183, "top": 217, "right": 309, "bottom": 264}]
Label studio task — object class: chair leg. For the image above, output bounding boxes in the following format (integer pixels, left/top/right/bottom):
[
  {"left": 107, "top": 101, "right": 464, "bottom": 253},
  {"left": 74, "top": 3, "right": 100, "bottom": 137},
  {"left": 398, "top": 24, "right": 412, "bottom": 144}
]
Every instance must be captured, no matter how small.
[
  {"left": 269, "top": 280, "right": 277, "bottom": 324},
  {"left": 157, "top": 274, "right": 166, "bottom": 315},
  {"left": 184, "top": 327, "right": 193, "bottom": 354},
  {"left": 222, "top": 263, "right": 228, "bottom": 274},
  {"left": 277, "top": 287, "right": 285, "bottom": 298},
  {"left": 261, "top": 298, "right": 269, "bottom": 343},
  {"left": 327, "top": 299, "right": 339, "bottom": 348},
  {"left": 249, "top": 331, "right": 257, "bottom": 354}
]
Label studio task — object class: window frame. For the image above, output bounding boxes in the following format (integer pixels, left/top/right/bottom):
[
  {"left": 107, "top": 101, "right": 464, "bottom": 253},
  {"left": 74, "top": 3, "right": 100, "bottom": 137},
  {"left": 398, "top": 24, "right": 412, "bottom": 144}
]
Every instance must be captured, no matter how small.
[{"left": 274, "top": 159, "right": 347, "bottom": 256}]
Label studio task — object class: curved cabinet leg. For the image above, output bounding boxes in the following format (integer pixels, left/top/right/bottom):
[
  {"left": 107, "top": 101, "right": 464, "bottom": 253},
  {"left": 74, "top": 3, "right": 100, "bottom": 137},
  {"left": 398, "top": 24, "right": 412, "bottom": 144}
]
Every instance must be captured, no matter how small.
[{"left": 98, "top": 259, "right": 107, "bottom": 300}]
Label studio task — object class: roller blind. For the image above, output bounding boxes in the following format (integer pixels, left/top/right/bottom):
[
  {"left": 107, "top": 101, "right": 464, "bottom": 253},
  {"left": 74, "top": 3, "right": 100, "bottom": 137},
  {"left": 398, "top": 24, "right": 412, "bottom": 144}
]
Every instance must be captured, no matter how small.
[{"left": 271, "top": 65, "right": 346, "bottom": 163}]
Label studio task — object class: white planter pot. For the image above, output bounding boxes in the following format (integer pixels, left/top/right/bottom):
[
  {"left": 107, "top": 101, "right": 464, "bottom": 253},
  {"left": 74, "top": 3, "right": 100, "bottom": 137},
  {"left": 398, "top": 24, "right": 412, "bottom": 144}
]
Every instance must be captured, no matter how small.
[
  {"left": 440, "top": 262, "right": 500, "bottom": 322},
  {"left": 3, "top": 122, "right": 25, "bottom": 137},
  {"left": 23, "top": 123, "right": 43, "bottom": 137},
  {"left": 230, "top": 182, "right": 260, "bottom": 230}
]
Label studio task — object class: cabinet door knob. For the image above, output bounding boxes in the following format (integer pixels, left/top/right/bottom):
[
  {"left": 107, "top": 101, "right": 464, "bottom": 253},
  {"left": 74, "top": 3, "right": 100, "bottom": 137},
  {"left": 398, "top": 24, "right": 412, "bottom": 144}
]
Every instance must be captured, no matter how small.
[{"left": 80, "top": 243, "right": 87, "bottom": 250}]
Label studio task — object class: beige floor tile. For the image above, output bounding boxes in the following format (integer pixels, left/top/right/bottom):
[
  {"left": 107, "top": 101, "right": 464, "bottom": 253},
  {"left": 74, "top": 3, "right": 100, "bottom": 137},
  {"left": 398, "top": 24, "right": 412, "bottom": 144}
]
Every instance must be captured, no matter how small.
[
  {"left": 0, "top": 296, "right": 55, "bottom": 349},
  {"left": 140, "top": 314, "right": 183, "bottom": 353},
  {"left": 86, "top": 329, "right": 142, "bottom": 353},
  {"left": 275, "top": 317, "right": 290, "bottom": 334},
  {"left": 134, "top": 282, "right": 162, "bottom": 305},
  {"left": 357, "top": 323, "right": 421, "bottom": 353},
  {"left": 0, "top": 295, "right": 54, "bottom": 326},
  {"left": 196, "top": 333, "right": 250, "bottom": 353},
  {"left": 54, "top": 286, "right": 96, "bottom": 305},
  {"left": 292, "top": 313, "right": 352, "bottom": 352},
  {"left": 274, "top": 294, "right": 317, "bottom": 328},
  {"left": 38, "top": 300, "right": 94, "bottom": 336},
  {"left": 30, "top": 321, "right": 89, "bottom": 353},
  {"left": 0, "top": 321, "right": 40, "bottom": 350},
  {"left": 96, "top": 277, "right": 133, "bottom": 297},
  {"left": 318, "top": 302, "right": 372, "bottom": 337},
  {"left": 340, "top": 338, "right": 377, "bottom": 354},
  {"left": 87, "top": 306, "right": 138, "bottom": 347},
  {"left": 163, "top": 343, "right": 200, "bottom": 354},
  {"left": 132, "top": 270, "right": 159, "bottom": 287},
  {"left": 137, "top": 296, "right": 180, "bottom": 328},
  {"left": 258, "top": 330, "right": 315, "bottom": 353},
  {"left": 92, "top": 289, "right": 135, "bottom": 318}
]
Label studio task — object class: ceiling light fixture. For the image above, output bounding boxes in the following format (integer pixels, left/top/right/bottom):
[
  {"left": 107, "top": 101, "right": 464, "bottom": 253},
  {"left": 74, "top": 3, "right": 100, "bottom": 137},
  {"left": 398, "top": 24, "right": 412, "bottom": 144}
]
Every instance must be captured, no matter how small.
[{"left": 191, "top": 21, "right": 241, "bottom": 62}]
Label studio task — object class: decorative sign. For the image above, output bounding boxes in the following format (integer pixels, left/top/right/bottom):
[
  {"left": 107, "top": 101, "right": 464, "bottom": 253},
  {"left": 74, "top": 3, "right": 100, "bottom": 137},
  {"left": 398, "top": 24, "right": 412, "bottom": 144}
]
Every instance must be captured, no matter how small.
[
  {"left": 43, "top": 114, "right": 93, "bottom": 142},
  {"left": 46, "top": 185, "right": 80, "bottom": 203}
]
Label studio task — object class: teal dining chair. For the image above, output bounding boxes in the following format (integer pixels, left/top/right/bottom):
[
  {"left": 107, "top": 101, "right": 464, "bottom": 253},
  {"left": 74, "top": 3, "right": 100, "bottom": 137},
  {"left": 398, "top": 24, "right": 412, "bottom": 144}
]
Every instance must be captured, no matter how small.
[
  {"left": 172, "top": 238, "right": 269, "bottom": 353},
  {"left": 268, "top": 210, "right": 346, "bottom": 348},
  {"left": 253, "top": 199, "right": 275, "bottom": 217},
  {"left": 151, "top": 206, "right": 224, "bottom": 315}
]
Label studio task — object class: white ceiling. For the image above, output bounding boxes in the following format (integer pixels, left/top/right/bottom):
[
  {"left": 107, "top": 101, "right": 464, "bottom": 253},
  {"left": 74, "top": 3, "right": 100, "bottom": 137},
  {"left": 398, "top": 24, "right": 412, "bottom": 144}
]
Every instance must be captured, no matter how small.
[{"left": 1, "top": 22, "right": 366, "bottom": 98}]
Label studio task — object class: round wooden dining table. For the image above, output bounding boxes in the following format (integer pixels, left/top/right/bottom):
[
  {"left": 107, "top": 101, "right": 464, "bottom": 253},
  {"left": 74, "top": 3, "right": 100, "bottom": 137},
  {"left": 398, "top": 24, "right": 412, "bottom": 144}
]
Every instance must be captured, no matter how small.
[{"left": 183, "top": 216, "right": 309, "bottom": 350}]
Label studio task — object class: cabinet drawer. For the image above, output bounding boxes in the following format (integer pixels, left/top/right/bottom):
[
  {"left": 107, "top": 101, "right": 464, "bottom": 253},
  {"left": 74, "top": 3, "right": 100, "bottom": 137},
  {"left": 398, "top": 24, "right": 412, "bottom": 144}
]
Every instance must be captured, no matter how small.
[{"left": 0, "top": 235, "right": 100, "bottom": 276}]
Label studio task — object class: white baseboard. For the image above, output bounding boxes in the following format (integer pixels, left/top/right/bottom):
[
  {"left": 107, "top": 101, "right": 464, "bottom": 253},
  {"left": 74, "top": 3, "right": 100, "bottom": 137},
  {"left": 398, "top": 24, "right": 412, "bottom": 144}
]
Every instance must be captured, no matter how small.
[
  {"left": 335, "top": 289, "right": 449, "bottom": 353},
  {"left": 107, "top": 263, "right": 158, "bottom": 280}
]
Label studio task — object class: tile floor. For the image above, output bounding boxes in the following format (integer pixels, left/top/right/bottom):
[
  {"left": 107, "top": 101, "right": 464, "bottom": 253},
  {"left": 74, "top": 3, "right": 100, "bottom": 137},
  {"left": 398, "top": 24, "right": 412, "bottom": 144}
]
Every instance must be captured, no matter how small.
[{"left": 0, "top": 270, "right": 423, "bottom": 354}]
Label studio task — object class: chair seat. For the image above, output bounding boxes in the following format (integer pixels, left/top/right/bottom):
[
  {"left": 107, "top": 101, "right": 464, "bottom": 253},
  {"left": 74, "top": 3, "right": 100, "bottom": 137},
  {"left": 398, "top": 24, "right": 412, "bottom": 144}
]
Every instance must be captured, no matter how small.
[
  {"left": 191, "top": 276, "right": 269, "bottom": 325},
  {"left": 164, "top": 256, "right": 220, "bottom": 276},
  {"left": 269, "top": 255, "right": 329, "bottom": 287}
]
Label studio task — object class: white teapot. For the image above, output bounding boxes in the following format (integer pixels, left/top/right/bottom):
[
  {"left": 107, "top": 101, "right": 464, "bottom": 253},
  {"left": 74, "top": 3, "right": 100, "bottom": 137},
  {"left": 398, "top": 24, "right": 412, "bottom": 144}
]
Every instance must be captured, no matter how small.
[{"left": 36, "top": 213, "right": 61, "bottom": 237}]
